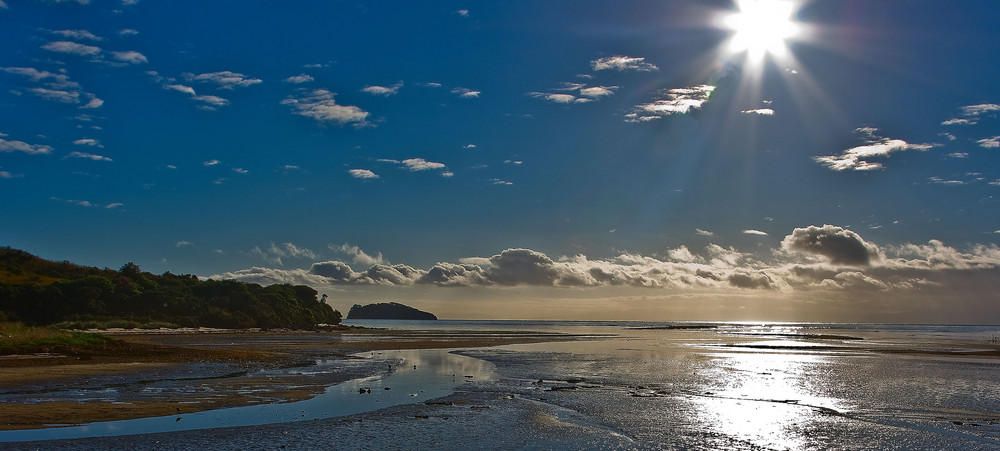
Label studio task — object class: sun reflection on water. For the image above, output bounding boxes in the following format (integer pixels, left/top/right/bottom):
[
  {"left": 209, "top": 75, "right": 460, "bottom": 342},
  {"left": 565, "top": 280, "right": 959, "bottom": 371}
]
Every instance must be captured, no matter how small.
[{"left": 693, "top": 350, "right": 845, "bottom": 450}]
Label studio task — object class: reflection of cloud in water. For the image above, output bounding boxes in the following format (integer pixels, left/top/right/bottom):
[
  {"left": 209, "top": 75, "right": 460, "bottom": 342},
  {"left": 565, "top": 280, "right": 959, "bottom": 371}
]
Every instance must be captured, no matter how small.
[{"left": 378, "top": 350, "right": 497, "bottom": 380}]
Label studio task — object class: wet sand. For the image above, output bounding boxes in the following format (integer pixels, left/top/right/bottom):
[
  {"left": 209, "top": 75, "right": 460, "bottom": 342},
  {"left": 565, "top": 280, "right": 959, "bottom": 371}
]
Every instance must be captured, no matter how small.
[{"left": 0, "top": 327, "right": 573, "bottom": 431}]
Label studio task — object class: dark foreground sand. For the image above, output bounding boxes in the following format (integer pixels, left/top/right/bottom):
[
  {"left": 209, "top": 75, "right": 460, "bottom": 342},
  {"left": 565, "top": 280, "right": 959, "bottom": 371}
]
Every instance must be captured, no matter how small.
[{"left": 0, "top": 327, "right": 572, "bottom": 431}]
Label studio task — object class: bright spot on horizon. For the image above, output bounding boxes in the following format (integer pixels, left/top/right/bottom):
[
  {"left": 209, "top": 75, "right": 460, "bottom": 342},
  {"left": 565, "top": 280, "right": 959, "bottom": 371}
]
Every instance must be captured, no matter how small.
[{"left": 723, "top": 0, "right": 801, "bottom": 61}]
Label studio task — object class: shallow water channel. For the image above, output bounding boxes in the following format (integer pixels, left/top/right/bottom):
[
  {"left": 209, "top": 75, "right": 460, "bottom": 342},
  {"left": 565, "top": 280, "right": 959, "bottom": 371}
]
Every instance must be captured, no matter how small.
[{"left": 0, "top": 349, "right": 496, "bottom": 443}]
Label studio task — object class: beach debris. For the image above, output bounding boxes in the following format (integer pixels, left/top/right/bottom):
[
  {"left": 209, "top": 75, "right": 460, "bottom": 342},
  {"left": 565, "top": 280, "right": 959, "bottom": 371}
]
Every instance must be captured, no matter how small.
[
  {"left": 176, "top": 417, "right": 182, "bottom": 422},
  {"left": 384, "top": 387, "right": 391, "bottom": 390},
  {"left": 359, "top": 387, "right": 371, "bottom": 394}
]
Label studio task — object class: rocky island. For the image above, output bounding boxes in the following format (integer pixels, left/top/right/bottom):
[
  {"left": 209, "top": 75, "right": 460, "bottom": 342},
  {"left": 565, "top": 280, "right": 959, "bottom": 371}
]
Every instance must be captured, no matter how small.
[{"left": 346, "top": 302, "right": 437, "bottom": 320}]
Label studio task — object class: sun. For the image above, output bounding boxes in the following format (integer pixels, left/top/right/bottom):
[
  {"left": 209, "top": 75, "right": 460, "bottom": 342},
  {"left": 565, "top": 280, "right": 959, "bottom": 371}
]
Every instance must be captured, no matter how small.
[{"left": 723, "top": 0, "right": 801, "bottom": 61}]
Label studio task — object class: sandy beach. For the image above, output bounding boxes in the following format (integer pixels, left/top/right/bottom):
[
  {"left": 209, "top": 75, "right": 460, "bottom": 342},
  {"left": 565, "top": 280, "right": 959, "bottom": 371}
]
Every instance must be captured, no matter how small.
[{"left": 0, "top": 326, "right": 574, "bottom": 431}]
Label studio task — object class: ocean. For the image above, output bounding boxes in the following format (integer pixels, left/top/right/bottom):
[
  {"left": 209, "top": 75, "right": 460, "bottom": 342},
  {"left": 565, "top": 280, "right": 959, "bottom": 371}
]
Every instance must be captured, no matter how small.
[{"left": 5, "top": 320, "right": 1000, "bottom": 449}]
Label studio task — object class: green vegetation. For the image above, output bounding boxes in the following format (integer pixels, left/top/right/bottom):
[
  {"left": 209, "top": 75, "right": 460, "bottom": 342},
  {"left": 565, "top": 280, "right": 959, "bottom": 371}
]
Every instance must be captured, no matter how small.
[
  {"left": 0, "top": 322, "right": 113, "bottom": 354},
  {"left": 0, "top": 247, "right": 341, "bottom": 329}
]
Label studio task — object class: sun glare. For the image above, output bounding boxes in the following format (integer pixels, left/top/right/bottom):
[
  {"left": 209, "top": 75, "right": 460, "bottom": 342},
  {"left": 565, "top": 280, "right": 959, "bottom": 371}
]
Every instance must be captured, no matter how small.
[{"left": 723, "top": 0, "right": 801, "bottom": 61}]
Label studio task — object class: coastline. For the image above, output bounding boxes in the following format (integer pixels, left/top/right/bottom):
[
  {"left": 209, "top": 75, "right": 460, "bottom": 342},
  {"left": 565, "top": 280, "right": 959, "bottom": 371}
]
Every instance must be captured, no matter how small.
[{"left": 0, "top": 326, "right": 577, "bottom": 431}]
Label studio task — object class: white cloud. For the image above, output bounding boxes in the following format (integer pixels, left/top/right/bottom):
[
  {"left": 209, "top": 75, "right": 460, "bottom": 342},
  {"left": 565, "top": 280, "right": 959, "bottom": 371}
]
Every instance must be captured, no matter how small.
[
  {"left": 591, "top": 55, "right": 658, "bottom": 72},
  {"left": 281, "top": 89, "right": 369, "bottom": 126},
  {"left": 977, "top": 136, "right": 1000, "bottom": 148},
  {"left": 0, "top": 136, "right": 53, "bottom": 155},
  {"left": 164, "top": 84, "right": 196, "bottom": 95},
  {"left": 349, "top": 168, "right": 379, "bottom": 179},
  {"left": 0, "top": 1, "right": 8, "bottom": 9},
  {"left": 79, "top": 96, "right": 103, "bottom": 109},
  {"left": 203, "top": 159, "right": 220, "bottom": 166},
  {"left": 0, "top": 171, "right": 21, "bottom": 179},
  {"left": 960, "top": 103, "right": 1000, "bottom": 117},
  {"left": 334, "top": 243, "right": 385, "bottom": 266},
  {"left": 451, "top": 87, "right": 480, "bottom": 98},
  {"left": 183, "top": 71, "right": 262, "bottom": 89},
  {"left": 51, "top": 197, "right": 123, "bottom": 209},
  {"left": 532, "top": 92, "right": 578, "bottom": 104},
  {"left": 362, "top": 82, "right": 403, "bottom": 96},
  {"left": 176, "top": 241, "right": 194, "bottom": 248},
  {"left": 463, "top": 144, "right": 477, "bottom": 149},
  {"left": 66, "top": 151, "right": 111, "bottom": 161},
  {"left": 72, "top": 138, "right": 102, "bottom": 147},
  {"left": 942, "top": 103, "right": 1000, "bottom": 125},
  {"left": 455, "top": 9, "right": 469, "bottom": 17},
  {"left": 814, "top": 128, "right": 936, "bottom": 171},
  {"left": 402, "top": 158, "right": 446, "bottom": 171},
  {"left": 625, "top": 85, "right": 715, "bottom": 122},
  {"left": 284, "top": 74, "right": 314, "bottom": 84},
  {"left": 579, "top": 86, "right": 617, "bottom": 98},
  {"left": 491, "top": 179, "right": 513, "bottom": 185},
  {"left": 192, "top": 95, "right": 230, "bottom": 108},
  {"left": 696, "top": 228, "right": 715, "bottom": 236},
  {"left": 947, "top": 152, "right": 968, "bottom": 158},
  {"left": 118, "top": 29, "right": 139, "bottom": 36},
  {"left": 41, "top": 41, "right": 102, "bottom": 56},
  {"left": 741, "top": 108, "right": 775, "bottom": 116},
  {"left": 110, "top": 50, "right": 147, "bottom": 64},
  {"left": 232, "top": 168, "right": 248, "bottom": 174},
  {"left": 52, "top": 29, "right": 103, "bottom": 41},
  {"left": 28, "top": 87, "right": 79, "bottom": 103},
  {"left": 250, "top": 242, "right": 317, "bottom": 266},
  {"left": 743, "top": 229, "right": 768, "bottom": 236}
]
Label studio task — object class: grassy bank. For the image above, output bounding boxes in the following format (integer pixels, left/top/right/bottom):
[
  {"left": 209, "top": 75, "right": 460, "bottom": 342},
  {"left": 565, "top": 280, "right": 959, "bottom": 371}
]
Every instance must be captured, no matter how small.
[{"left": 0, "top": 322, "right": 112, "bottom": 355}]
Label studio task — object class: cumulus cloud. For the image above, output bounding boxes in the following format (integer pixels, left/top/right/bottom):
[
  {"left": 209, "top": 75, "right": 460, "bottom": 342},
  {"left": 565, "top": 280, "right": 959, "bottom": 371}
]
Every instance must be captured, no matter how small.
[
  {"left": 531, "top": 92, "right": 580, "bottom": 104},
  {"left": 164, "top": 84, "right": 196, "bottom": 95},
  {"left": 213, "top": 224, "right": 1000, "bottom": 306},
  {"left": 362, "top": 82, "right": 403, "bottom": 96},
  {"left": 696, "top": 228, "right": 715, "bottom": 236},
  {"left": 0, "top": 136, "right": 53, "bottom": 154},
  {"left": 451, "top": 87, "right": 480, "bottom": 98},
  {"left": 942, "top": 103, "right": 999, "bottom": 125},
  {"left": 743, "top": 229, "right": 768, "bottom": 236},
  {"left": 110, "top": 50, "right": 147, "bottom": 64},
  {"left": 977, "top": 136, "right": 1000, "bottom": 148},
  {"left": 591, "top": 56, "right": 658, "bottom": 72},
  {"left": 72, "top": 138, "right": 102, "bottom": 147},
  {"left": 349, "top": 169, "right": 379, "bottom": 179},
  {"left": 401, "top": 158, "right": 446, "bottom": 171},
  {"left": 334, "top": 243, "right": 385, "bottom": 266},
  {"left": 183, "top": 71, "right": 262, "bottom": 89},
  {"left": 531, "top": 84, "right": 617, "bottom": 104},
  {"left": 52, "top": 29, "right": 103, "bottom": 41},
  {"left": 250, "top": 242, "right": 317, "bottom": 266},
  {"left": 741, "top": 108, "right": 775, "bottom": 116},
  {"left": 281, "top": 89, "right": 369, "bottom": 126},
  {"left": 284, "top": 74, "right": 314, "bottom": 84},
  {"left": 28, "top": 87, "right": 80, "bottom": 103},
  {"left": 625, "top": 85, "right": 715, "bottom": 122},
  {"left": 781, "top": 225, "right": 880, "bottom": 266},
  {"left": 65, "top": 151, "right": 111, "bottom": 161},
  {"left": 192, "top": 95, "right": 230, "bottom": 108},
  {"left": 814, "top": 127, "right": 935, "bottom": 171},
  {"left": 41, "top": 41, "right": 101, "bottom": 56}
]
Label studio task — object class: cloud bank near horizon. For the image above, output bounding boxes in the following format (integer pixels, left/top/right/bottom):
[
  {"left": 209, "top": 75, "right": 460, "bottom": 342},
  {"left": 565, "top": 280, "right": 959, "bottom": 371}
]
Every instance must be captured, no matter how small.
[{"left": 210, "top": 225, "right": 1000, "bottom": 298}]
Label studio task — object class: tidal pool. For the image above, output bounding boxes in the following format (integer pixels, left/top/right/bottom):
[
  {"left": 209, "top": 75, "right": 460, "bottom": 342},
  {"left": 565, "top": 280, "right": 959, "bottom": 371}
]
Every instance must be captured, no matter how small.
[{"left": 0, "top": 349, "right": 496, "bottom": 443}]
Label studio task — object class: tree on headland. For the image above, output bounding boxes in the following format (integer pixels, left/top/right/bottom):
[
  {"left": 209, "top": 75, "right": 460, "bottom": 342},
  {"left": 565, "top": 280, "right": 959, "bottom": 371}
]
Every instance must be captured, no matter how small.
[{"left": 0, "top": 247, "right": 341, "bottom": 329}]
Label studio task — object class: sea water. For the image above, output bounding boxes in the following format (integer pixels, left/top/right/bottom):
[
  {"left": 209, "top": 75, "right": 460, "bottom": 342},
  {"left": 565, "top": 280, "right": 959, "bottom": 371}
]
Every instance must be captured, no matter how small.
[{"left": 4, "top": 321, "right": 1000, "bottom": 449}]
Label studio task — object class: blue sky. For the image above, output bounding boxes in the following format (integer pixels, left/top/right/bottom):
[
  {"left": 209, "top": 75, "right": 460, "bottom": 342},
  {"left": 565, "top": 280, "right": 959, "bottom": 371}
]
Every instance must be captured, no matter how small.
[{"left": 2, "top": 0, "right": 999, "bottom": 322}]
